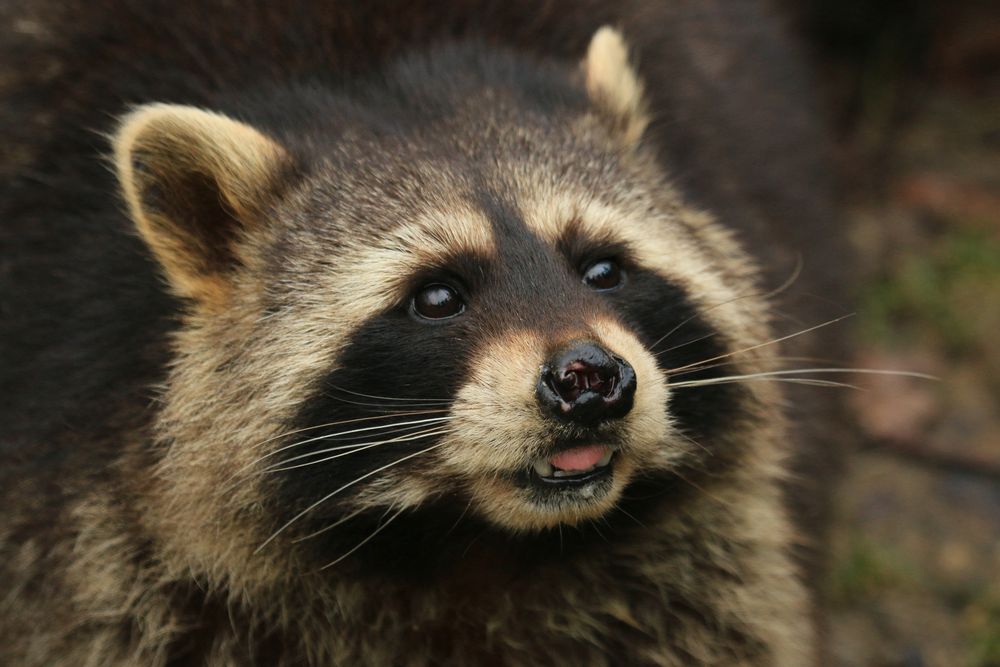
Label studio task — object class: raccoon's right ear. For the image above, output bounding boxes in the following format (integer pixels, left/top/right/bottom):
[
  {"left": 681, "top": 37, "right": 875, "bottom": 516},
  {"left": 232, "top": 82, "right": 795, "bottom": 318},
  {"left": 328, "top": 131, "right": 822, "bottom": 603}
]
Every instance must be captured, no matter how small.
[
  {"left": 114, "top": 103, "right": 296, "bottom": 307},
  {"left": 583, "top": 26, "right": 649, "bottom": 147}
]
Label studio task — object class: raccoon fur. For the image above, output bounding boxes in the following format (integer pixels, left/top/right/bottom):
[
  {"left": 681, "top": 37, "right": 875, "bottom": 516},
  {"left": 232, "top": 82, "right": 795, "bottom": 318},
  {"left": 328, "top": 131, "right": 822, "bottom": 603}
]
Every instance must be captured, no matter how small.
[{"left": 1, "top": 1, "right": 849, "bottom": 665}]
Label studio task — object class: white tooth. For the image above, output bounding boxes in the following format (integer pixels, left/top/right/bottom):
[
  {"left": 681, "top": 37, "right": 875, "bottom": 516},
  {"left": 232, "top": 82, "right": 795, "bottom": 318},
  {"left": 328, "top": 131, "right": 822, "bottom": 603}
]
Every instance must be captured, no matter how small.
[
  {"left": 533, "top": 460, "right": 554, "bottom": 477},
  {"left": 597, "top": 450, "right": 613, "bottom": 467}
]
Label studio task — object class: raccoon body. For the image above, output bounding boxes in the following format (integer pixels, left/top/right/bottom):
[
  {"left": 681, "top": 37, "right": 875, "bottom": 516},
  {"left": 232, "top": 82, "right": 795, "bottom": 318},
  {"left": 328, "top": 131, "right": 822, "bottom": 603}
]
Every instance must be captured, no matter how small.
[{"left": 1, "top": 1, "right": 844, "bottom": 665}]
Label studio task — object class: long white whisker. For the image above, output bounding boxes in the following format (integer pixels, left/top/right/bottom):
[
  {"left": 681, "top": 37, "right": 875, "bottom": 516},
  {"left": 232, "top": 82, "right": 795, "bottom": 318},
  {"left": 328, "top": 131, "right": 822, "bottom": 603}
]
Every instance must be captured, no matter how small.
[
  {"left": 665, "top": 314, "right": 855, "bottom": 375},
  {"left": 654, "top": 331, "right": 719, "bottom": 357},
  {"left": 669, "top": 357, "right": 851, "bottom": 380},
  {"left": 648, "top": 257, "right": 803, "bottom": 353},
  {"left": 264, "top": 426, "right": 451, "bottom": 473},
  {"left": 292, "top": 505, "right": 369, "bottom": 543},
  {"left": 671, "top": 376, "right": 859, "bottom": 390},
  {"left": 318, "top": 505, "right": 406, "bottom": 571},
  {"left": 750, "top": 367, "right": 938, "bottom": 380},
  {"left": 221, "top": 418, "right": 451, "bottom": 493},
  {"left": 666, "top": 355, "right": 855, "bottom": 380},
  {"left": 254, "top": 443, "right": 443, "bottom": 553},
  {"left": 245, "top": 409, "right": 447, "bottom": 453},
  {"left": 318, "top": 394, "right": 449, "bottom": 410},
  {"left": 326, "top": 384, "right": 450, "bottom": 404},
  {"left": 764, "top": 253, "right": 805, "bottom": 302},
  {"left": 614, "top": 505, "right": 647, "bottom": 529},
  {"left": 671, "top": 367, "right": 938, "bottom": 388},
  {"left": 675, "top": 430, "right": 713, "bottom": 456},
  {"left": 648, "top": 297, "right": 742, "bottom": 352},
  {"left": 250, "top": 417, "right": 453, "bottom": 467}
]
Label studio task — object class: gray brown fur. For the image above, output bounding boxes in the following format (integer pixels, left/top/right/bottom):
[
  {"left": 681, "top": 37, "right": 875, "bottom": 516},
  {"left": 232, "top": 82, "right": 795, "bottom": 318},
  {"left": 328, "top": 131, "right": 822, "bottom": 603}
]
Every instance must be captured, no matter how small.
[{"left": 1, "top": 1, "right": 846, "bottom": 665}]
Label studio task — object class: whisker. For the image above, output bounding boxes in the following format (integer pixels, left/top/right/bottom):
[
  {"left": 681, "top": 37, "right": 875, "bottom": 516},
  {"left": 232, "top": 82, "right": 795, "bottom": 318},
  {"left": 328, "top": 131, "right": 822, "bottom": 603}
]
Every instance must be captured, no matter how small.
[
  {"left": 764, "top": 253, "right": 805, "bottom": 302},
  {"left": 304, "top": 420, "right": 453, "bottom": 445},
  {"left": 263, "top": 426, "right": 451, "bottom": 473},
  {"left": 670, "top": 375, "right": 859, "bottom": 390},
  {"left": 614, "top": 505, "right": 647, "bottom": 529},
  {"left": 318, "top": 393, "right": 452, "bottom": 410},
  {"left": 443, "top": 499, "right": 475, "bottom": 540},
  {"left": 654, "top": 331, "right": 719, "bottom": 357},
  {"left": 258, "top": 417, "right": 452, "bottom": 463},
  {"left": 318, "top": 505, "right": 406, "bottom": 571},
  {"left": 671, "top": 468, "right": 729, "bottom": 506},
  {"left": 648, "top": 296, "right": 743, "bottom": 353},
  {"left": 675, "top": 430, "right": 714, "bottom": 457},
  {"left": 326, "top": 384, "right": 451, "bottom": 404},
  {"left": 590, "top": 521, "right": 609, "bottom": 543},
  {"left": 670, "top": 367, "right": 937, "bottom": 389},
  {"left": 245, "top": 409, "right": 448, "bottom": 453},
  {"left": 648, "top": 256, "right": 803, "bottom": 353},
  {"left": 254, "top": 442, "right": 443, "bottom": 553},
  {"left": 746, "top": 367, "right": 938, "bottom": 380},
  {"left": 664, "top": 355, "right": 846, "bottom": 380},
  {"left": 230, "top": 415, "right": 452, "bottom": 482},
  {"left": 664, "top": 314, "right": 856, "bottom": 375},
  {"left": 292, "top": 505, "right": 369, "bottom": 543}
]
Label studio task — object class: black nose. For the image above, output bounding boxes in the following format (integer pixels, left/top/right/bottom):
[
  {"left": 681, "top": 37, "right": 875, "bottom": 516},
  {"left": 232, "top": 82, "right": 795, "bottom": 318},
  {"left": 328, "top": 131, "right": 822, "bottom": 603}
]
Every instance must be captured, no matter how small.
[{"left": 537, "top": 341, "right": 637, "bottom": 425}]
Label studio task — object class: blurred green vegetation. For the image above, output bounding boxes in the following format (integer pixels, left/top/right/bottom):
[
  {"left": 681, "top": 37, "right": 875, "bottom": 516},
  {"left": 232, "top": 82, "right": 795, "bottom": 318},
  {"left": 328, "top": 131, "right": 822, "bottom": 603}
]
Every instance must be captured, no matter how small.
[
  {"left": 827, "top": 532, "right": 916, "bottom": 605},
  {"left": 828, "top": 530, "right": 1000, "bottom": 666},
  {"left": 966, "top": 594, "right": 1000, "bottom": 667},
  {"left": 789, "top": 1, "right": 999, "bottom": 664},
  {"left": 860, "top": 228, "right": 1000, "bottom": 357}
]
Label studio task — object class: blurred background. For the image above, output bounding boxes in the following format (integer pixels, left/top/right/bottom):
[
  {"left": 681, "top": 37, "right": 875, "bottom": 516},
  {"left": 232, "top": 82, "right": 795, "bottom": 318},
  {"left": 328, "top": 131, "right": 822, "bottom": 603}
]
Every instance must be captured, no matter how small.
[{"left": 785, "top": 1, "right": 999, "bottom": 665}]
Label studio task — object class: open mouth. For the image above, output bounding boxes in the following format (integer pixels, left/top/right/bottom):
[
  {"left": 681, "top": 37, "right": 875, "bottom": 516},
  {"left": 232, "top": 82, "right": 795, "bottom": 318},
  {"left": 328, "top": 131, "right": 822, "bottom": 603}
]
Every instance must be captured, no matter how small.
[{"left": 530, "top": 444, "right": 615, "bottom": 487}]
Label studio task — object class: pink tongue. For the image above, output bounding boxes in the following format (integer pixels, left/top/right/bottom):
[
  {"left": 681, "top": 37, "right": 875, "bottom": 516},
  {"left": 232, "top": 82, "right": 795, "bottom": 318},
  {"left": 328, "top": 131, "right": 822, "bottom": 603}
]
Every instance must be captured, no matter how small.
[{"left": 549, "top": 445, "right": 608, "bottom": 472}]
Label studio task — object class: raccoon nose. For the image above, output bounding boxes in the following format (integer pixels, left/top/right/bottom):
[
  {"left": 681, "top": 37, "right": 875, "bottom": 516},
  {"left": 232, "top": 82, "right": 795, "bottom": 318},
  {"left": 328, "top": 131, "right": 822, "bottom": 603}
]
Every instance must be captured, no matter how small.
[{"left": 537, "top": 341, "right": 637, "bottom": 425}]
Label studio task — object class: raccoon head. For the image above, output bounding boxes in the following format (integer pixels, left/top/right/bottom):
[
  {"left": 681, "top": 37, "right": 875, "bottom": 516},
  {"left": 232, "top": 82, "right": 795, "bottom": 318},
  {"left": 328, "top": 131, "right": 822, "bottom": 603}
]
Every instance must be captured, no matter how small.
[{"left": 114, "top": 28, "right": 776, "bottom": 582}]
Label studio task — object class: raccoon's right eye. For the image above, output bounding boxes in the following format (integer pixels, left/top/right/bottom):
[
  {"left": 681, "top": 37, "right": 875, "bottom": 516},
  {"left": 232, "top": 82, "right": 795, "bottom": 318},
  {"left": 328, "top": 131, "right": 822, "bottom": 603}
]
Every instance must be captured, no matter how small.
[
  {"left": 582, "top": 258, "right": 624, "bottom": 291},
  {"left": 411, "top": 284, "right": 465, "bottom": 320}
]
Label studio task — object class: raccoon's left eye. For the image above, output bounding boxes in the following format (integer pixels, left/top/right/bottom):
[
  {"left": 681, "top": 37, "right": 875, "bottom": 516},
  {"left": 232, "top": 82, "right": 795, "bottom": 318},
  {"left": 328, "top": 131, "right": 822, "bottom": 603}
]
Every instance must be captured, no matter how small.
[
  {"left": 582, "top": 259, "right": 624, "bottom": 291},
  {"left": 411, "top": 284, "right": 465, "bottom": 320}
]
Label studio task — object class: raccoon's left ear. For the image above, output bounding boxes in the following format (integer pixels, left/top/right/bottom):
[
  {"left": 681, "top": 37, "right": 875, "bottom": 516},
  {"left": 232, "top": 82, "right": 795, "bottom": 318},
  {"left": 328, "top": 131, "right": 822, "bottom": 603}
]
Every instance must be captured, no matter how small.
[
  {"left": 114, "top": 103, "right": 296, "bottom": 307},
  {"left": 583, "top": 27, "right": 649, "bottom": 146}
]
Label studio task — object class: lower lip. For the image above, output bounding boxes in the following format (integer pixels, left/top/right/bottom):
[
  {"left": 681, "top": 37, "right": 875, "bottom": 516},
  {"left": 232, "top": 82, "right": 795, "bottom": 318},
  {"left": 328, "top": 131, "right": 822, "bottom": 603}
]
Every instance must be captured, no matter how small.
[{"left": 530, "top": 451, "right": 616, "bottom": 488}]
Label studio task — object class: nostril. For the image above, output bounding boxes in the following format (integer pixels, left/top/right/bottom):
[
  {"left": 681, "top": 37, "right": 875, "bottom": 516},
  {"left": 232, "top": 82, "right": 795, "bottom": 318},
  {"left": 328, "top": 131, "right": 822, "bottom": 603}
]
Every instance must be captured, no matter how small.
[
  {"left": 550, "top": 364, "right": 616, "bottom": 402},
  {"left": 553, "top": 369, "right": 582, "bottom": 401},
  {"left": 537, "top": 342, "right": 637, "bottom": 424}
]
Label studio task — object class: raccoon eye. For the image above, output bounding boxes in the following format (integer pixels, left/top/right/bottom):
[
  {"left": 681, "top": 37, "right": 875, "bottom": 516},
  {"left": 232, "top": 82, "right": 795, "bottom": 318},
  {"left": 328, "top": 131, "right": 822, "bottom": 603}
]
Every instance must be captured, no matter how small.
[
  {"left": 411, "top": 284, "right": 465, "bottom": 320},
  {"left": 582, "top": 259, "right": 624, "bottom": 291}
]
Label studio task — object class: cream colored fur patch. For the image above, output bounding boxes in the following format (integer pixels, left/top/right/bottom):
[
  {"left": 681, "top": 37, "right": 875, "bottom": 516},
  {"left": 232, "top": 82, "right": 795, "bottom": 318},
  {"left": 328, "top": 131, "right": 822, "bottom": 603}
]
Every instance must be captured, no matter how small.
[
  {"left": 584, "top": 27, "right": 649, "bottom": 145},
  {"left": 114, "top": 103, "right": 290, "bottom": 306}
]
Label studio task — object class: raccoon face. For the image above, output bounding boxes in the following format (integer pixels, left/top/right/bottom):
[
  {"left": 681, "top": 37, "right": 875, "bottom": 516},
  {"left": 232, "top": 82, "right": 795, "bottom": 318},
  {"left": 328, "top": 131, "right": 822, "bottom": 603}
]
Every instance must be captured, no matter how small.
[{"left": 115, "top": 28, "right": 772, "bottom": 575}]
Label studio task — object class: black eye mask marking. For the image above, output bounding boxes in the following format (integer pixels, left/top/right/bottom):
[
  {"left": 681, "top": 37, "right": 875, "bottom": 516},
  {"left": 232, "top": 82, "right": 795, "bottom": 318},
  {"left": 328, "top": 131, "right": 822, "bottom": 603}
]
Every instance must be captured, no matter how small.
[
  {"left": 555, "top": 222, "right": 750, "bottom": 448},
  {"left": 271, "top": 198, "right": 750, "bottom": 575},
  {"left": 604, "top": 266, "right": 749, "bottom": 448},
  {"left": 273, "top": 304, "right": 477, "bottom": 529}
]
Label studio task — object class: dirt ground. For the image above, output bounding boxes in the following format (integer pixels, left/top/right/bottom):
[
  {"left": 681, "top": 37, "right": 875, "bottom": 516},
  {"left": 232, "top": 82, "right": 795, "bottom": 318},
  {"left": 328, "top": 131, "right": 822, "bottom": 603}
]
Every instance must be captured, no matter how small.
[{"left": 790, "top": 2, "right": 1000, "bottom": 664}]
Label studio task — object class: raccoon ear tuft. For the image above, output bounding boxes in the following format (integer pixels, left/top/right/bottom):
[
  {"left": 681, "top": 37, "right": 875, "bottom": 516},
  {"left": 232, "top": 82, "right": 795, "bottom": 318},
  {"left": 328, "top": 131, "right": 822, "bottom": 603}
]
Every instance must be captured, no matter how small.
[
  {"left": 114, "top": 104, "right": 294, "bottom": 306},
  {"left": 583, "top": 26, "right": 649, "bottom": 146}
]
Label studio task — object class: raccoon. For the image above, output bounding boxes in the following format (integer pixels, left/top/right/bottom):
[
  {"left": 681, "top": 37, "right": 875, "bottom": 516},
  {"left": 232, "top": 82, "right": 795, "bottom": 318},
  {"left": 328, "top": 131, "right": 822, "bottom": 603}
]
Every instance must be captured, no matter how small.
[{"left": 1, "top": 1, "right": 847, "bottom": 665}]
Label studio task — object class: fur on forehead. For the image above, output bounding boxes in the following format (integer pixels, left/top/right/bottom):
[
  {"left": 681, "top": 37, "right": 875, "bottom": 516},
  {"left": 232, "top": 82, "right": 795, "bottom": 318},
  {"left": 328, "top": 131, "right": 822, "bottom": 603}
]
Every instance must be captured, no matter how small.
[{"left": 275, "top": 183, "right": 495, "bottom": 324}]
